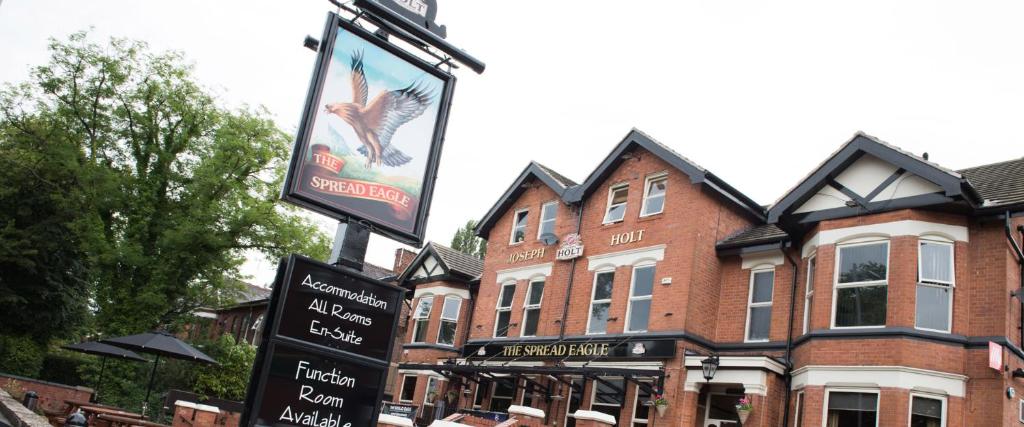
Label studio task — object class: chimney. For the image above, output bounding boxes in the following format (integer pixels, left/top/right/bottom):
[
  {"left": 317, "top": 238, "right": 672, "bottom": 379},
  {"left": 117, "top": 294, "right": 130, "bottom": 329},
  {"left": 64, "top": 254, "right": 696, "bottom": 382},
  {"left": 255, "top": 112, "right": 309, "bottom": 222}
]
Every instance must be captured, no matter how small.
[{"left": 393, "top": 248, "right": 418, "bottom": 276}]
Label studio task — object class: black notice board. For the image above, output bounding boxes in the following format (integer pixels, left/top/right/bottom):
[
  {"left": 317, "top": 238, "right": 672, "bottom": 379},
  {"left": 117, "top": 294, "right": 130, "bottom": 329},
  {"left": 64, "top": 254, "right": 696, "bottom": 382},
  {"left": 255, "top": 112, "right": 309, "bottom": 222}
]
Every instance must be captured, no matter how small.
[
  {"left": 241, "top": 255, "right": 406, "bottom": 427},
  {"left": 271, "top": 255, "right": 404, "bottom": 361}
]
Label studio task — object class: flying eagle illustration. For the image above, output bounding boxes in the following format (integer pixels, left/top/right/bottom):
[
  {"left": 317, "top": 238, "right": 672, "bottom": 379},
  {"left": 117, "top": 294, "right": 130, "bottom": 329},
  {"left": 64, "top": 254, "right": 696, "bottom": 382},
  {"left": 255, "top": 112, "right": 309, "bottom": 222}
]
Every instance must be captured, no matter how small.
[{"left": 324, "top": 50, "right": 434, "bottom": 168}]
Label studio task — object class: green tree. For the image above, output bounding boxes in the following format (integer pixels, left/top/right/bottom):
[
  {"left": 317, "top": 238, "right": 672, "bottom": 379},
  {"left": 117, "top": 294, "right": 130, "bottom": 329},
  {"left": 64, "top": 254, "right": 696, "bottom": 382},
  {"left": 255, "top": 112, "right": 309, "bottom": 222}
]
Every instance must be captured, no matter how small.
[
  {"left": 450, "top": 219, "right": 486, "bottom": 258},
  {"left": 192, "top": 335, "right": 256, "bottom": 401},
  {"left": 0, "top": 32, "right": 329, "bottom": 336}
]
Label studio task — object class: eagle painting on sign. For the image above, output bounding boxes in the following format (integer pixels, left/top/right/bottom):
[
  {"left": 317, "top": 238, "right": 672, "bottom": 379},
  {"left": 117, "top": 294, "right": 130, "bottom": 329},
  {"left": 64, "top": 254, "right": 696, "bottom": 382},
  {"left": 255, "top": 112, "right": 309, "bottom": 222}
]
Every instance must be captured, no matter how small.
[{"left": 284, "top": 14, "right": 454, "bottom": 245}]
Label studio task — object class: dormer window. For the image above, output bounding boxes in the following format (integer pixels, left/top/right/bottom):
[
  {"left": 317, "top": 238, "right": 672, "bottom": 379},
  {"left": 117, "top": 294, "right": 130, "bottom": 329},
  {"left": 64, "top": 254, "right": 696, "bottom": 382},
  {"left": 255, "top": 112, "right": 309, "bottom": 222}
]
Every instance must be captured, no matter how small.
[
  {"left": 510, "top": 209, "right": 528, "bottom": 244},
  {"left": 603, "top": 184, "right": 629, "bottom": 224}
]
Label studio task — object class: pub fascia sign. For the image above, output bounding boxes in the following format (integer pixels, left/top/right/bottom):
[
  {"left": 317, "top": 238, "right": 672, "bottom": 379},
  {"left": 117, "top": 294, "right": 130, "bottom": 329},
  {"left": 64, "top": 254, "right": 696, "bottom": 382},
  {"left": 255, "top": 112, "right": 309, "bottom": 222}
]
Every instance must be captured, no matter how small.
[
  {"left": 465, "top": 338, "right": 675, "bottom": 360},
  {"left": 555, "top": 233, "right": 584, "bottom": 261}
]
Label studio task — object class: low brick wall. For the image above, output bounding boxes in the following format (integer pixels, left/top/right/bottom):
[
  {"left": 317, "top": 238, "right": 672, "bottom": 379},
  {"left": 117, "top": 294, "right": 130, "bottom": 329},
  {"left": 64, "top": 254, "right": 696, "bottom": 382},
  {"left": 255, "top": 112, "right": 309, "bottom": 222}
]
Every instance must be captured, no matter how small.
[
  {"left": 0, "top": 373, "right": 93, "bottom": 416},
  {"left": 0, "top": 389, "right": 51, "bottom": 427}
]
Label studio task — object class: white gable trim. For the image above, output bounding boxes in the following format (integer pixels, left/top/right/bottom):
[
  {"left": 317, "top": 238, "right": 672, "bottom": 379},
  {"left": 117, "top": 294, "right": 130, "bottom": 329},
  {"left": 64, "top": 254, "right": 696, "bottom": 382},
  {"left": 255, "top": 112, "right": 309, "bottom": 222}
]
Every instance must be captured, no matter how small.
[
  {"left": 801, "top": 220, "right": 967, "bottom": 258},
  {"left": 413, "top": 285, "right": 470, "bottom": 300},
  {"left": 496, "top": 262, "right": 553, "bottom": 283},
  {"left": 790, "top": 365, "right": 966, "bottom": 397},
  {"left": 586, "top": 244, "right": 666, "bottom": 271}
]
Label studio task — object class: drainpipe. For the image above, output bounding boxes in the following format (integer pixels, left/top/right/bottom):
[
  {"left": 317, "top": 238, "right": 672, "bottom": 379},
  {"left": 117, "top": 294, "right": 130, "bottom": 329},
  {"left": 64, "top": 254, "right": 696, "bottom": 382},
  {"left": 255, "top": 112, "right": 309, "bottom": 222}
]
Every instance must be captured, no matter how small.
[
  {"left": 780, "top": 242, "right": 799, "bottom": 427},
  {"left": 1007, "top": 210, "right": 1024, "bottom": 348},
  {"left": 558, "top": 202, "right": 585, "bottom": 338}
]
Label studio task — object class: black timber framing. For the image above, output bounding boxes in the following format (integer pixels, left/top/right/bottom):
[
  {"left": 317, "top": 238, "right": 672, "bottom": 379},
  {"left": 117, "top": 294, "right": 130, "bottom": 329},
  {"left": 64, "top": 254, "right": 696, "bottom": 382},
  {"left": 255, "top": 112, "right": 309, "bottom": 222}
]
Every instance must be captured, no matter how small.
[{"left": 767, "top": 132, "right": 969, "bottom": 224}]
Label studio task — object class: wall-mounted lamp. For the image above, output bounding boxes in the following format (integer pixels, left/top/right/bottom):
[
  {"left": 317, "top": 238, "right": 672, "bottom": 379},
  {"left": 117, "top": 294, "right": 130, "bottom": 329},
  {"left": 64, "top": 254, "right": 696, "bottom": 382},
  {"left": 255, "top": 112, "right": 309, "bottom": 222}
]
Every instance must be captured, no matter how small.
[
  {"left": 701, "top": 354, "right": 720, "bottom": 382},
  {"left": 1013, "top": 368, "right": 1024, "bottom": 379}
]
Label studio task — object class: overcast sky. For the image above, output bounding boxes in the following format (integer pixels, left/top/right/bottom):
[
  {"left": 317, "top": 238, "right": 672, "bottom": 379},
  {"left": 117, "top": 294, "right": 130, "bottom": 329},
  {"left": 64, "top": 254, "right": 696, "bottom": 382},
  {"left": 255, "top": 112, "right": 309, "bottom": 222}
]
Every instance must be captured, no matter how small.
[{"left": 3, "top": 1, "right": 1023, "bottom": 286}]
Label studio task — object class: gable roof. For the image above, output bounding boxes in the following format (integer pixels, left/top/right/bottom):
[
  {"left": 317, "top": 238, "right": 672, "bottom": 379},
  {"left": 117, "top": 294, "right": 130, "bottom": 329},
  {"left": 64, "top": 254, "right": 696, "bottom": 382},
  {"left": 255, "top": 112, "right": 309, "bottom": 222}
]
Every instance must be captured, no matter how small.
[
  {"left": 766, "top": 132, "right": 972, "bottom": 224},
  {"left": 396, "top": 241, "right": 483, "bottom": 285},
  {"left": 475, "top": 161, "right": 577, "bottom": 237},
  {"left": 959, "top": 157, "right": 1024, "bottom": 209},
  {"left": 566, "top": 129, "right": 765, "bottom": 219}
]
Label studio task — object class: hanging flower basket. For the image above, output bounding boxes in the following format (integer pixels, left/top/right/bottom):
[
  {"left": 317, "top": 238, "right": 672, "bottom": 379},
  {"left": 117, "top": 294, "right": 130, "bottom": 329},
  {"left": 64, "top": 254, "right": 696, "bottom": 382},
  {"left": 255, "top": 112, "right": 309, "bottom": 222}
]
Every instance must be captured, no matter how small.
[
  {"left": 736, "top": 396, "right": 753, "bottom": 423},
  {"left": 650, "top": 388, "right": 669, "bottom": 417}
]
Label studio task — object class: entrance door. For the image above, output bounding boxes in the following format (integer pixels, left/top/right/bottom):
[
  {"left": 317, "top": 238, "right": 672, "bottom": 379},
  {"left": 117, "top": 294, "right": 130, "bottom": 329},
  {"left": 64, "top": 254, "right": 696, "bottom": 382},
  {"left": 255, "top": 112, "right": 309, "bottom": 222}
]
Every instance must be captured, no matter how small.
[{"left": 703, "top": 393, "right": 741, "bottom": 427}]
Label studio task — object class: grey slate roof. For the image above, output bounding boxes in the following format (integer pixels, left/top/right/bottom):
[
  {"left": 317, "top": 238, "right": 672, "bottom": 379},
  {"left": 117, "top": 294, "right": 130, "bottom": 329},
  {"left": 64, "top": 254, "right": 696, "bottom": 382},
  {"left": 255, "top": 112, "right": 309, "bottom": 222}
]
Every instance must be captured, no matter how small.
[
  {"left": 959, "top": 157, "right": 1024, "bottom": 208},
  {"left": 534, "top": 162, "right": 578, "bottom": 188},
  {"left": 361, "top": 262, "right": 396, "bottom": 281},
  {"left": 428, "top": 242, "right": 484, "bottom": 278},
  {"left": 716, "top": 224, "right": 789, "bottom": 249}
]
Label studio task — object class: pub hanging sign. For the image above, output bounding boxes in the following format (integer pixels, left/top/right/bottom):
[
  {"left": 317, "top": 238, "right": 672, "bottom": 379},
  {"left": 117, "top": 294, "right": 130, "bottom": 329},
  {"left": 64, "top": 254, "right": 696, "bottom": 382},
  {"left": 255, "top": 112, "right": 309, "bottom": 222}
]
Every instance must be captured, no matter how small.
[{"left": 282, "top": 12, "right": 456, "bottom": 246}]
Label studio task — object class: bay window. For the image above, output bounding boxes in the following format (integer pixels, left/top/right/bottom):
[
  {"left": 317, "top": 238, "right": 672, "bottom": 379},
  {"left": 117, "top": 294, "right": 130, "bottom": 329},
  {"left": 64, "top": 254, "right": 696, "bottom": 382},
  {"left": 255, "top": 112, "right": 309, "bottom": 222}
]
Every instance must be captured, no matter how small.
[
  {"left": 825, "top": 390, "right": 878, "bottom": 427},
  {"left": 604, "top": 184, "right": 629, "bottom": 223},
  {"left": 411, "top": 295, "right": 433, "bottom": 343},
  {"left": 437, "top": 295, "right": 461, "bottom": 345},
  {"left": 910, "top": 394, "right": 945, "bottom": 427},
  {"left": 521, "top": 279, "right": 545, "bottom": 337},
  {"left": 626, "top": 265, "right": 655, "bottom": 332},
  {"left": 834, "top": 241, "right": 889, "bottom": 328},
  {"left": 746, "top": 268, "right": 775, "bottom": 341},
  {"left": 494, "top": 282, "right": 516, "bottom": 337},
  {"left": 399, "top": 375, "right": 417, "bottom": 403},
  {"left": 916, "top": 240, "right": 954, "bottom": 332},
  {"left": 640, "top": 174, "right": 667, "bottom": 217},
  {"left": 588, "top": 271, "right": 615, "bottom": 334}
]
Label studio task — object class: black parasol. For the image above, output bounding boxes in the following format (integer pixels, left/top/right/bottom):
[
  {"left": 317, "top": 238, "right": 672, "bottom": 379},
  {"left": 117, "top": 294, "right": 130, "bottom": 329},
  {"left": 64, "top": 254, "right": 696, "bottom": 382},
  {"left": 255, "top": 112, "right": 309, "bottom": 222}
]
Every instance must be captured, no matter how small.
[
  {"left": 102, "top": 331, "right": 217, "bottom": 416},
  {"left": 62, "top": 341, "right": 148, "bottom": 401}
]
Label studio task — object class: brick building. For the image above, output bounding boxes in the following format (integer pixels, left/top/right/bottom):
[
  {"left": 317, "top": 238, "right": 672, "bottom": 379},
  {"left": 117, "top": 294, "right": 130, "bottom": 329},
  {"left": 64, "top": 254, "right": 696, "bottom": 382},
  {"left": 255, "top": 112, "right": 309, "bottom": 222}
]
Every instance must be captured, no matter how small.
[{"left": 390, "top": 129, "right": 1024, "bottom": 427}]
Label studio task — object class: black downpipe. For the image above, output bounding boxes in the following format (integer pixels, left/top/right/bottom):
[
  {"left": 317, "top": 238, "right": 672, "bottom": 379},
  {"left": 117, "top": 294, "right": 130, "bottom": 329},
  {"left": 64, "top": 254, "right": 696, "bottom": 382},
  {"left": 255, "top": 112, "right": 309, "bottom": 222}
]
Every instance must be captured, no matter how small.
[
  {"left": 780, "top": 244, "right": 799, "bottom": 427},
  {"left": 559, "top": 202, "right": 585, "bottom": 338},
  {"left": 1006, "top": 212, "right": 1024, "bottom": 349}
]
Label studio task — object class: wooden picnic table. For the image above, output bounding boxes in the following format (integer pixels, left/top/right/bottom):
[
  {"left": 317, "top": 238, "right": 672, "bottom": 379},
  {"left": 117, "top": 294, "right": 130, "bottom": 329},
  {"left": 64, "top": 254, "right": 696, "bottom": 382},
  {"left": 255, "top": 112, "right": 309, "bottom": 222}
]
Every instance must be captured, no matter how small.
[{"left": 97, "top": 413, "right": 170, "bottom": 427}]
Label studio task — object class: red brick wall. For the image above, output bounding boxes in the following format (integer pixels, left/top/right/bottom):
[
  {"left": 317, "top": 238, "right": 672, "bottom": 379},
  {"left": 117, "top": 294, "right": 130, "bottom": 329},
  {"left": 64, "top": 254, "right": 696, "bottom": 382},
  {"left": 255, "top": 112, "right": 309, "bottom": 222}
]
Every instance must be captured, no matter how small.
[{"left": 0, "top": 374, "right": 93, "bottom": 414}]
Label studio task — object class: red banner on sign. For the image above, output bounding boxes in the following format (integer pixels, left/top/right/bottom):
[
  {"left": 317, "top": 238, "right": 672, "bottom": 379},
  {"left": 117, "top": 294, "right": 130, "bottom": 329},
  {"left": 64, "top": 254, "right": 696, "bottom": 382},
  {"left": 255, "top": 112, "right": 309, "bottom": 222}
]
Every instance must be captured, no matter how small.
[{"left": 307, "top": 148, "right": 416, "bottom": 220}]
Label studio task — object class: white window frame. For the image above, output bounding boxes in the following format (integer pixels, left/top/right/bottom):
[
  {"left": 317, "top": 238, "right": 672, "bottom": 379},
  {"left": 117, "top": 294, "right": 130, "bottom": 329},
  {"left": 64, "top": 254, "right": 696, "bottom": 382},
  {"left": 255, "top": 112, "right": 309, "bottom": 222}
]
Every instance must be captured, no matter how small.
[
  {"left": 520, "top": 278, "right": 545, "bottom": 337},
  {"left": 745, "top": 267, "right": 775, "bottom": 342},
  {"left": 436, "top": 295, "right": 462, "bottom": 346},
  {"left": 537, "top": 201, "right": 558, "bottom": 239},
  {"left": 803, "top": 255, "right": 816, "bottom": 334},
  {"left": 1019, "top": 398, "right": 1024, "bottom": 423},
  {"left": 587, "top": 270, "right": 615, "bottom": 335},
  {"left": 422, "top": 376, "right": 443, "bottom": 415},
  {"left": 830, "top": 240, "right": 890, "bottom": 329},
  {"left": 639, "top": 173, "right": 668, "bottom": 217},
  {"left": 509, "top": 208, "right": 529, "bottom": 245},
  {"left": 589, "top": 377, "right": 624, "bottom": 413},
  {"left": 822, "top": 388, "right": 880, "bottom": 427},
  {"left": 630, "top": 381, "right": 653, "bottom": 426},
  {"left": 490, "top": 379, "right": 515, "bottom": 411},
  {"left": 494, "top": 281, "right": 516, "bottom": 337},
  {"left": 563, "top": 377, "right": 582, "bottom": 427},
  {"left": 472, "top": 380, "right": 486, "bottom": 409},
  {"left": 411, "top": 294, "right": 434, "bottom": 343},
  {"left": 519, "top": 376, "right": 539, "bottom": 406},
  {"left": 625, "top": 264, "right": 656, "bottom": 333},
  {"left": 915, "top": 239, "right": 955, "bottom": 333},
  {"left": 794, "top": 390, "right": 804, "bottom": 427},
  {"left": 908, "top": 393, "right": 947, "bottom": 427},
  {"left": 603, "top": 183, "right": 629, "bottom": 224},
  {"left": 399, "top": 374, "right": 417, "bottom": 403}
]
